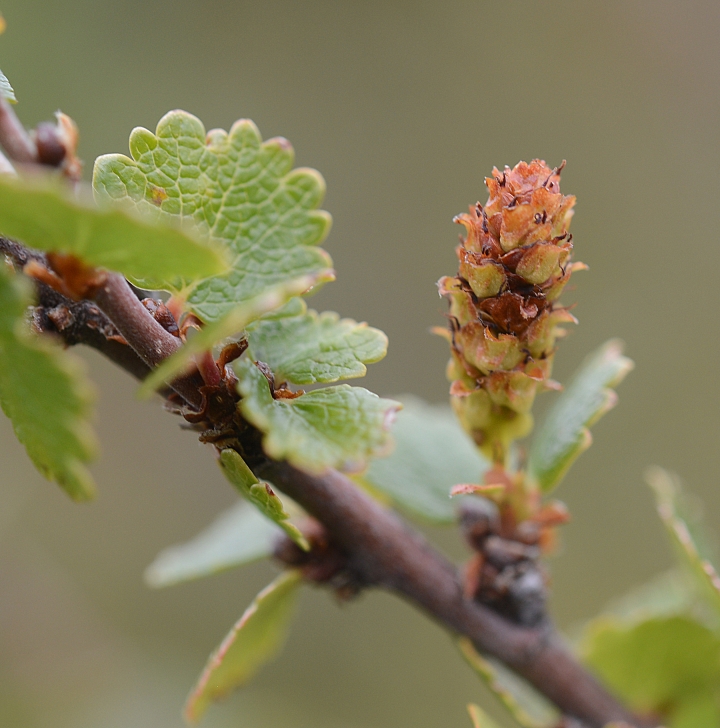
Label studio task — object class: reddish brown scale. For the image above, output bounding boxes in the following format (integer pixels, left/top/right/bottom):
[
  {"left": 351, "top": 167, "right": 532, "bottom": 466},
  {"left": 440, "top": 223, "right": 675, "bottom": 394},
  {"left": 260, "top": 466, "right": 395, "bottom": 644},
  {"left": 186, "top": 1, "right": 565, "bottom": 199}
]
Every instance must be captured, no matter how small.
[{"left": 217, "top": 340, "right": 247, "bottom": 369}]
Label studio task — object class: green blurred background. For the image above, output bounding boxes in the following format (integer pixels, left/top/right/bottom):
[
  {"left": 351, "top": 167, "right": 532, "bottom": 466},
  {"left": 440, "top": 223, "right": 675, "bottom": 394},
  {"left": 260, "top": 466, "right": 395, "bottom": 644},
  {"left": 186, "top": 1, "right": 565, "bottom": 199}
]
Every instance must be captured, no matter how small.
[{"left": 0, "top": 1, "right": 718, "bottom": 726}]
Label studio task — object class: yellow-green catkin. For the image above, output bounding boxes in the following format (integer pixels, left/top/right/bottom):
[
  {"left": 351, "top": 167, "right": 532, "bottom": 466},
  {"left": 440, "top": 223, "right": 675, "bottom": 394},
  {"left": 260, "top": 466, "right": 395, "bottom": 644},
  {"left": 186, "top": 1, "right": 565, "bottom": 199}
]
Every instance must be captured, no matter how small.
[{"left": 439, "top": 160, "right": 583, "bottom": 465}]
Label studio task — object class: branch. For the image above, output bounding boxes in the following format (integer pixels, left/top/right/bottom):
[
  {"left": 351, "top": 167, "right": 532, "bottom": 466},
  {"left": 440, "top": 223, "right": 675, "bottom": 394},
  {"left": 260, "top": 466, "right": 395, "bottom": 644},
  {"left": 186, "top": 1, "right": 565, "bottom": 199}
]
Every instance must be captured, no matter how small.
[
  {"left": 258, "top": 461, "right": 640, "bottom": 728},
  {"left": 1, "top": 237, "right": 646, "bottom": 727},
  {"left": 34, "top": 289, "right": 154, "bottom": 382},
  {"left": 1, "top": 236, "right": 152, "bottom": 381},
  {"left": 86, "top": 273, "right": 203, "bottom": 409}
]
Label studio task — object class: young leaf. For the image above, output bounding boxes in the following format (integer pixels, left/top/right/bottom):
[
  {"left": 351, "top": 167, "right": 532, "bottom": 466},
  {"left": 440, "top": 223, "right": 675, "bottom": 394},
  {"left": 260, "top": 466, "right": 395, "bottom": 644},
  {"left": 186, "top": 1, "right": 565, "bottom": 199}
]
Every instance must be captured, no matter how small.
[
  {"left": 0, "top": 70, "right": 16, "bottom": 103},
  {"left": 0, "top": 267, "right": 97, "bottom": 500},
  {"left": 144, "top": 500, "right": 283, "bottom": 588},
  {"left": 93, "top": 110, "right": 335, "bottom": 322},
  {"left": 218, "top": 449, "right": 309, "bottom": 551},
  {"left": 527, "top": 339, "right": 633, "bottom": 493},
  {"left": 357, "top": 396, "right": 491, "bottom": 523},
  {"left": 137, "top": 276, "right": 315, "bottom": 399},
  {"left": 235, "top": 358, "right": 400, "bottom": 474},
  {"left": 184, "top": 570, "right": 302, "bottom": 724},
  {"left": 467, "top": 704, "right": 503, "bottom": 728},
  {"left": 581, "top": 615, "right": 720, "bottom": 722},
  {"left": 459, "top": 638, "right": 558, "bottom": 728},
  {"left": 0, "top": 175, "right": 227, "bottom": 287},
  {"left": 246, "top": 307, "right": 388, "bottom": 385},
  {"left": 646, "top": 466, "right": 720, "bottom": 620}
]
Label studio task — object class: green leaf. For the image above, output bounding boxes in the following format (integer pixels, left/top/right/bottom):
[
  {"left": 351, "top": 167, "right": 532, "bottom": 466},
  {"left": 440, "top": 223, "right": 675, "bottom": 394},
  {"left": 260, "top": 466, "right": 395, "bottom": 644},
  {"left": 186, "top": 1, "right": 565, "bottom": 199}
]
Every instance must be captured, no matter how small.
[
  {"left": 459, "top": 638, "right": 558, "bottom": 728},
  {"left": 358, "top": 396, "right": 491, "bottom": 523},
  {"left": 0, "top": 175, "right": 227, "bottom": 287},
  {"left": 184, "top": 570, "right": 302, "bottom": 724},
  {"left": 137, "top": 276, "right": 315, "bottom": 399},
  {"left": 646, "top": 467, "right": 720, "bottom": 620},
  {"left": 0, "top": 69, "right": 16, "bottom": 103},
  {"left": 257, "top": 296, "right": 307, "bottom": 320},
  {"left": 235, "top": 358, "right": 400, "bottom": 474},
  {"left": 671, "top": 692, "right": 720, "bottom": 728},
  {"left": 144, "top": 500, "right": 283, "bottom": 588},
  {"left": 581, "top": 615, "right": 720, "bottom": 721},
  {"left": 246, "top": 305, "right": 388, "bottom": 385},
  {"left": 527, "top": 339, "right": 633, "bottom": 493},
  {"left": 0, "top": 267, "right": 97, "bottom": 500},
  {"left": 218, "top": 449, "right": 308, "bottom": 551},
  {"left": 93, "top": 110, "right": 334, "bottom": 322},
  {"left": 467, "top": 704, "right": 503, "bottom": 728}
]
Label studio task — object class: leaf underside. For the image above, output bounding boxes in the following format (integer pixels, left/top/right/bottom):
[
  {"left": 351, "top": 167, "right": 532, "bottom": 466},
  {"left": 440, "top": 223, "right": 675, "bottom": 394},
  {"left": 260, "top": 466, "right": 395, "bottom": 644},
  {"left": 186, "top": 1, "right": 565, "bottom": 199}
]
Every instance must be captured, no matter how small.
[
  {"left": 235, "top": 358, "right": 400, "bottom": 475},
  {"left": 184, "top": 570, "right": 302, "bottom": 724},
  {"left": 0, "top": 175, "right": 227, "bottom": 287},
  {"left": 0, "top": 267, "right": 97, "bottom": 500},
  {"left": 93, "top": 110, "right": 334, "bottom": 320},
  {"left": 358, "top": 396, "right": 490, "bottom": 523},
  {"left": 144, "top": 500, "right": 282, "bottom": 588},
  {"left": 527, "top": 339, "right": 633, "bottom": 493}
]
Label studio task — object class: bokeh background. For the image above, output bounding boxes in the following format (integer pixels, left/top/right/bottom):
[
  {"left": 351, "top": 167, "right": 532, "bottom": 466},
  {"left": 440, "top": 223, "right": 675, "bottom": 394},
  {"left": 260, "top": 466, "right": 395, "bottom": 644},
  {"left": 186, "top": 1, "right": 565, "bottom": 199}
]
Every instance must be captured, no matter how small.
[{"left": 0, "top": 1, "right": 718, "bottom": 726}]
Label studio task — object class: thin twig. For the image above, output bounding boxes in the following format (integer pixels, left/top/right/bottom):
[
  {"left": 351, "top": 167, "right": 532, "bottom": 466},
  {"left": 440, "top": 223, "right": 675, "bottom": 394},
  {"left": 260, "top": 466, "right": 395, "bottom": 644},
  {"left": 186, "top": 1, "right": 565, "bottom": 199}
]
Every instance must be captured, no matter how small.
[
  {"left": 89, "top": 273, "right": 203, "bottom": 408},
  {"left": 1, "top": 236, "right": 152, "bottom": 381},
  {"left": 34, "top": 286, "right": 154, "bottom": 382}
]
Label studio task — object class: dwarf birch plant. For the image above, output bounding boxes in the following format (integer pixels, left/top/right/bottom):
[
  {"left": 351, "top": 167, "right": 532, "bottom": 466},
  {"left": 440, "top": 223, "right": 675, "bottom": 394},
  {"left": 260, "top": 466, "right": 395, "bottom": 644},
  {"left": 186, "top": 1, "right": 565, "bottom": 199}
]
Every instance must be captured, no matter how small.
[{"left": 0, "top": 69, "right": 717, "bottom": 728}]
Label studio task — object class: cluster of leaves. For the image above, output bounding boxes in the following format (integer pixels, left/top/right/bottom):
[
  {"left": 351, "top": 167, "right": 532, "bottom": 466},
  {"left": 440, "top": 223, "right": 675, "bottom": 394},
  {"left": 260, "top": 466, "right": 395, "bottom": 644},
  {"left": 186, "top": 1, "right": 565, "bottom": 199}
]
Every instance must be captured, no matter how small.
[
  {"left": 0, "top": 108, "right": 399, "bottom": 720},
  {"left": 0, "top": 110, "right": 399, "bottom": 500},
  {"left": 0, "top": 172, "right": 227, "bottom": 499},
  {"left": 92, "top": 110, "right": 399, "bottom": 477}
]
